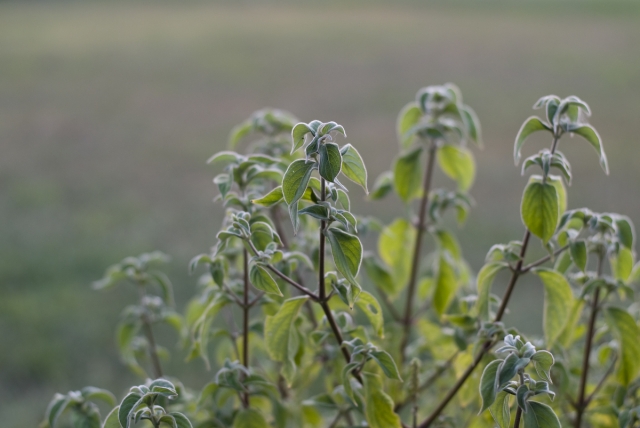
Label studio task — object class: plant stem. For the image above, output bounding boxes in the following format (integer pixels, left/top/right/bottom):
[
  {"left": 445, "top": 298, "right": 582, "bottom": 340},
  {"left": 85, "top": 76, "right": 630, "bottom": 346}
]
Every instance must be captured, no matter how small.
[
  {"left": 242, "top": 248, "right": 250, "bottom": 408},
  {"left": 400, "top": 142, "right": 437, "bottom": 363},
  {"left": 317, "top": 177, "right": 362, "bottom": 383},
  {"left": 137, "top": 283, "right": 163, "bottom": 379},
  {"left": 418, "top": 227, "right": 532, "bottom": 428},
  {"left": 520, "top": 244, "right": 570, "bottom": 273},
  {"left": 575, "top": 253, "right": 604, "bottom": 427},
  {"left": 513, "top": 371, "right": 525, "bottom": 428}
]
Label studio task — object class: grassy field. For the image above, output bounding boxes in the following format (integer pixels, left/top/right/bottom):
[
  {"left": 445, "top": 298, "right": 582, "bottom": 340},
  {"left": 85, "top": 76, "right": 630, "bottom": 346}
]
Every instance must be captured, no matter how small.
[{"left": 1, "top": 1, "right": 640, "bottom": 426}]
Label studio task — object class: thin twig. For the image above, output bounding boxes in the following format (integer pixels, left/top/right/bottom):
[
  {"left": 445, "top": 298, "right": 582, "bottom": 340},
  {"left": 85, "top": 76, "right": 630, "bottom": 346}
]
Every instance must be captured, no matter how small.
[
  {"left": 395, "top": 351, "right": 459, "bottom": 412},
  {"left": 241, "top": 249, "right": 250, "bottom": 408},
  {"left": 137, "top": 283, "right": 163, "bottom": 379},
  {"left": 400, "top": 143, "right": 437, "bottom": 364},
  {"left": 575, "top": 254, "right": 604, "bottom": 427},
  {"left": 317, "top": 177, "right": 362, "bottom": 384},
  {"left": 520, "top": 244, "right": 570, "bottom": 273},
  {"left": 585, "top": 355, "right": 617, "bottom": 406}
]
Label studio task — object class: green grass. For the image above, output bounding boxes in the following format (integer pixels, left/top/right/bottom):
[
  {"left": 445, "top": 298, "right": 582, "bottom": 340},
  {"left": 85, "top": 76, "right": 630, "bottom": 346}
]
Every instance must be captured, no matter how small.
[{"left": 1, "top": 1, "right": 639, "bottom": 426}]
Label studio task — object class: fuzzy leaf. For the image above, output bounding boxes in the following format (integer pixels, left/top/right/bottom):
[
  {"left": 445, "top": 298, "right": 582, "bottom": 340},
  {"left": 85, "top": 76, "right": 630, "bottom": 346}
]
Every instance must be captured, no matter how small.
[
  {"left": 568, "top": 124, "right": 609, "bottom": 174},
  {"left": 521, "top": 180, "right": 559, "bottom": 243},
  {"left": 319, "top": 142, "right": 342, "bottom": 183},
  {"left": 264, "top": 296, "right": 309, "bottom": 386},
  {"left": 282, "top": 159, "right": 315, "bottom": 206},
  {"left": 532, "top": 268, "right": 574, "bottom": 347},
  {"left": 252, "top": 186, "right": 283, "bottom": 207},
  {"left": 249, "top": 265, "right": 282, "bottom": 296},
  {"left": 325, "top": 227, "right": 362, "bottom": 287},
  {"left": 489, "top": 391, "right": 511, "bottom": 428},
  {"left": 480, "top": 359, "right": 502, "bottom": 412},
  {"left": 397, "top": 102, "right": 422, "bottom": 148},
  {"left": 523, "top": 401, "right": 561, "bottom": 428},
  {"left": 340, "top": 144, "right": 368, "bottom": 192},
  {"left": 475, "top": 262, "right": 509, "bottom": 320},
  {"left": 437, "top": 144, "right": 476, "bottom": 192},
  {"left": 605, "top": 307, "right": 640, "bottom": 386},
  {"left": 393, "top": 146, "right": 423, "bottom": 202},
  {"left": 433, "top": 255, "right": 459, "bottom": 317},
  {"left": 514, "top": 116, "right": 551, "bottom": 164},
  {"left": 355, "top": 291, "right": 384, "bottom": 337},
  {"left": 363, "top": 374, "right": 402, "bottom": 428}
]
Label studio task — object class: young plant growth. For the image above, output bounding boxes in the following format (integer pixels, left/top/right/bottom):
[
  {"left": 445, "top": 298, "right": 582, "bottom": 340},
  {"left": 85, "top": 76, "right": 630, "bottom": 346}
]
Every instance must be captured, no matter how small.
[{"left": 44, "top": 89, "right": 640, "bottom": 428}]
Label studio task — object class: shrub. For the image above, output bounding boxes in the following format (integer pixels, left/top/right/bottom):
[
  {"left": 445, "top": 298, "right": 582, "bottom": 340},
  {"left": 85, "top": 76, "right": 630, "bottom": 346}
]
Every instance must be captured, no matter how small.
[{"left": 44, "top": 86, "right": 640, "bottom": 428}]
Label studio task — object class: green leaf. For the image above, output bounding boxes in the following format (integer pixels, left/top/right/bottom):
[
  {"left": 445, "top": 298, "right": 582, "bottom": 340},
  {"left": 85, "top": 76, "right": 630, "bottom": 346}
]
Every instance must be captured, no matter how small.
[
  {"left": 298, "top": 204, "right": 330, "bottom": 221},
  {"left": 378, "top": 218, "right": 416, "bottom": 291},
  {"left": 479, "top": 359, "right": 502, "bottom": 412},
  {"left": 363, "top": 256, "right": 398, "bottom": 298},
  {"left": 521, "top": 179, "right": 559, "bottom": 243},
  {"left": 363, "top": 374, "right": 402, "bottom": 428},
  {"left": 489, "top": 390, "right": 511, "bottom": 428},
  {"left": 568, "top": 124, "right": 609, "bottom": 174},
  {"left": 170, "top": 412, "right": 193, "bottom": 428},
  {"left": 433, "top": 256, "right": 459, "bottom": 317},
  {"left": 355, "top": 291, "right": 384, "bottom": 337},
  {"left": 71, "top": 408, "right": 101, "bottom": 428},
  {"left": 514, "top": 116, "right": 551, "bottom": 164},
  {"left": 118, "top": 393, "right": 141, "bottom": 428},
  {"left": 318, "top": 142, "right": 342, "bottom": 183},
  {"left": 252, "top": 186, "right": 283, "bottom": 207},
  {"left": 339, "top": 144, "right": 368, "bottom": 193},
  {"left": 282, "top": 159, "right": 315, "bottom": 205},
  {"left": 530, "top": 350, "right": 554, "bottom": 383},
  {"left": 250, "top": 222, "right": 275, "bottom": 251},
  {"left": 264, "top": 296, "right": 309, "bottom": 386},
  {"left": 461, "top": 105, "right": 483, "bottom": 147},
  {"left": 605, "top": 307, "right": 640, "bottom": 386},
  {"left": 434, "top": 229, "right": 462, "bottom": 260},
  {"left": 393, "top": 146, "right": 423, "bottom": 202},
  {"left": 532, "top": 268, "right": 574, "bottom": 347},
  {"left": 102, "top": 406, "right": 120, "bottom": 428},
  {"left": 325, "top": 227, "right": 363, "bottom": 287},
  {"left": 232, "top": 408, "right": 269, "bottom": 428},
  {"left": 291, "top": 123, "right": 313, "bottom": 153},
  {"left": 475, "top": 262, "right": 509, "bottom": 320},
  {"left": 611, "top": 247, "right": 634, "bottom": 282},
  {"left": 370, "top": 350, "right": 402, "bottom": 381},
  {"left": 207, "top": 150, "right": 241, "bottom": 166},
  {"left": 369, "top": 171, "right": 394, "bottom": 200},
  {"left": 437, "top": 144, "right": 476, "bottom": 192},
  {"left": 556, "top": 300, "right": 585, "bottom": 347},
  {"left": 249, "top": 264, "right": 282, "bottom": 296},
  {"left": 569, "top": 240, "right": 587, "bottom": 272},
  {"left": 81, "top": 387, "right": 116, "bottom": 407},
  {"left": 229, "top": 121, "right": 253, "bottom": 148},
  {"left": 47, "top": 394, "right": 71, "bottom": 428},
  {"left": 523, "top": 401, "right": 561, "bottom": 428},
  {"left": 546, "top": 175, "right": 567, "bottom": 216},
  {"left": 397, "top": 102, "right": 422, "bottom": 148},
  {"left": 615, "top": 216, "right": 635, "bottom": 249}
]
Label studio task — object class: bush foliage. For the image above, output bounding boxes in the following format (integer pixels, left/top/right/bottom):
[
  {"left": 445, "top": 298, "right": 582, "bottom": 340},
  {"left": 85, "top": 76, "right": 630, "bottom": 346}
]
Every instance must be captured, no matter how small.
[{"left": 44, "top": 85, "right": 640, "bottom": 428}]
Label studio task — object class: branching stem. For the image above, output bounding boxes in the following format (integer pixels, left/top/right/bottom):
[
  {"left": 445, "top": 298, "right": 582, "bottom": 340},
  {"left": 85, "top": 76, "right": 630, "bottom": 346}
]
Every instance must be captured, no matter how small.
[
  {"left": 400, "top": 142, "right": 437, "bottom": 363},
  {"left": 574, "top": 253, "right": 604, "bottom": 427},
  {"left": 316, "top": 178, "right": 362, "bottom": 384},
  {"left": 418, "top": 135, "right": 560, "bottom": 427}
]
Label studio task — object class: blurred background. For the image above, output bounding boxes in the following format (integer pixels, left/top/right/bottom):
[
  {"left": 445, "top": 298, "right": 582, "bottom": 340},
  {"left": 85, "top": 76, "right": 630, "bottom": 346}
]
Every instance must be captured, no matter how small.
[{"left": 1, "top": 0, "right": 639, "bottom": 426}]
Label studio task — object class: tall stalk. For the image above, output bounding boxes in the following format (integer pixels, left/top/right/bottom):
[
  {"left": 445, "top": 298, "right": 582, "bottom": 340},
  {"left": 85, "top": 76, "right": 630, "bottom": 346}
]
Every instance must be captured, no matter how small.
[
  {"left": 574, "top": 253, "right": 604, "bottom": 427},
  {"left": 418, "top": 135, "right": 560, "bottom": 427},
  {"left": 241, "top": 248, "right": 250, "bottom": 408},
  {"left": 138, "top": 283, "right": 163, "bottom": 379},
  {"left": 316, "top": 178, "right": 362, "bottom": 382},
  {"left": 400, "top": 142, "right": 437, "bottom": 363}
]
